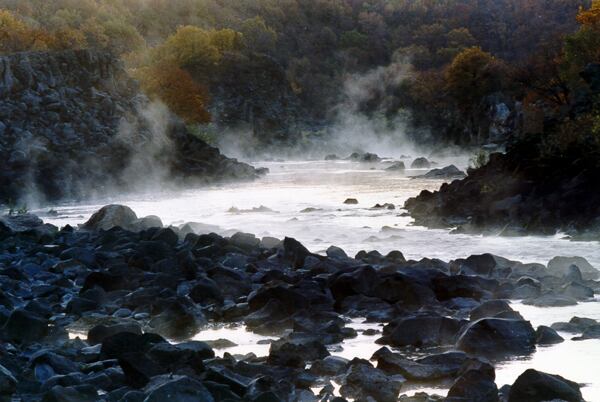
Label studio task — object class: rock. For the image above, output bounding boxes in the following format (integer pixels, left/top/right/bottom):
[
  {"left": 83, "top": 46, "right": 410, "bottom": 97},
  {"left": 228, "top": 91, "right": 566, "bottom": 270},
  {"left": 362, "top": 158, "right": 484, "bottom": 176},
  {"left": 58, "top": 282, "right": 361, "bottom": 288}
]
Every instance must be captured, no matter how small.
[
  {"left": 2, "top": 308, "right": 49, "bottom": 343},
  {"left": 282, "top": 237, "right": 312, "bottom": 269},
  {"left": 41, "top": 385, "right": 98, "bottom": 402},
  {"left": 326, "top": 245, "right": 348, "bottom": 259},
  {"left": 202, "top": 339, "right": 238, "bottom": 349},
  {"left": 373, "top": 347, "right": 454, "bottom": 381},
  {"left": 230, "top": 232, "right": 260, "bottom": 249},
  {"left": 456, "top": 318, "right": 536, "bottom": 357},
  {"left": 381, "top": 315, "right": 465, "bottom": 348},
  {"left": 82, "top": 205, "right": 138, "bottom": 231},
  {"left": 560, "top": 282, "right": 594, "bottom": 300},
  {"left": 547, "top": 256, "right": 599, "bottom": 280},
  {"left": 324, "top": 154, "right": 339, "bottom": 160},
  {"left": 340, "top": 362, "right": 404, "bottom": 402},
  {"left": 0, "top": 364, "right": 16, "bottom": 396},
  {"left": 343, "top": 198, "right": 358, "bottom": 205},
  {"left": 564, "top": 265, "right": 583, "bottom": 282},
  {"left": 348, "top": 152, "right": 381, "bottom": 162},
  {"left": 523, "top": 292, "right": 578, "bottom": 307},
  {"left": 508, "top": 369, "right": 583, "bottom": 402},
  {"left": 470, "top": 300, "right": 514, "bottom": 321},
  {"left": 421, "top": 165, "right": 466, "bottom": 179},
  {"left": 131, "top": 215, "right": 163, "bottom": 231},
  {"left": 446, "top": 368, "right": 498, "bottom": 402},
  {"left": 535, "top": 325, "right": 564, "bottom": 345},
  {"left": 385, "top": 162, "right": 406, "bottom": 171},
  {"left": 268, "top": 339, "right": 329, "bottom": 368},
  {"left": 454, "top": 253, "right": 514, "bottom": 278},
  {"left": 551, "top": 316, "right": 599, "bottom": 333},
  {"left": 143, "top": 376, "right": 215, "bottom": 402},
  {"left": 309, "top": 356, "right": 349, "bottom": 376},
  {"left": 410, "top": 157, "right": 431, "bottom": 169},
  {"left": 87, "top": 323, "right": 143, "bottom": 345}
]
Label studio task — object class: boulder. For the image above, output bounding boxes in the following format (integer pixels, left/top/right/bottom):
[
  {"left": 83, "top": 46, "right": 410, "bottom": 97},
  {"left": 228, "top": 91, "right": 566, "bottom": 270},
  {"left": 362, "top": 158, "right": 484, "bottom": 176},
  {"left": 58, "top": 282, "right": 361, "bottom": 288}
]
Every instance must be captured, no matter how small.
[
  {"left": 470, "top": 300, "right": 513, "bottom": 321},
  {"left": 87, "top": 323, "right": 143, "bottom": 345},
  {"left": 456, "top": 318, "right": 536, "bottom": 357},
  {"left": 508, "top": 369, "right": 583, "bottom": 402},
  {"left": 268, "top": 339, "right": 329, "bottom": 368},
  {"left": 523, "top": 292, "right": 578, "bottom": 307},
  {"left": 0, "top": 364, "right": 16, "bottom": 396},
  {"left": 381, "top": 315, "right": 465, "bottom": 347},
  {"left": 82, "top": 205, "right": 138, "bottom": 231},
  {"left": 343, "top": 198, "right": 359, "bottom": 205},
  {"left": 410, "top": 157, "right": 431, "bottom": 169},
  {"left": 547, "top": 256, "right": 599, "bottom": 280},
  {"left": 2, "top": 308, "right": 49, "bottom": 343},
  {"left": 143, "top": 376, "right": 214, "bottom": 402},
  {"left": 421, "top": 165, "right": 466, "bottom": 180},
  {"left": 446, "top": 369, "right": 498, "bottom": 402},
  {"left": 340, "top": 362, "right": 404, "bottom": 402},
  {"left": 385, "top": 162, "right": 406, "bottom": 171},
  {"left": 535, "top": 326, "right": 564, "bottom": 345}
]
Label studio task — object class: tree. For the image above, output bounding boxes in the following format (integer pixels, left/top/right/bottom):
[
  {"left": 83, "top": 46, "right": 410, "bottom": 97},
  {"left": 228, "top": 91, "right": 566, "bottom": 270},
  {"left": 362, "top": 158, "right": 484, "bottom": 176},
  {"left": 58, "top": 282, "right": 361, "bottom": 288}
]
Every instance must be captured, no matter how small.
[
  {"left": 134, "top": 63, "right": 211, "bottom": 124},
  {"left": 445, "top": 47, "right": 503, "bottom": 110}
]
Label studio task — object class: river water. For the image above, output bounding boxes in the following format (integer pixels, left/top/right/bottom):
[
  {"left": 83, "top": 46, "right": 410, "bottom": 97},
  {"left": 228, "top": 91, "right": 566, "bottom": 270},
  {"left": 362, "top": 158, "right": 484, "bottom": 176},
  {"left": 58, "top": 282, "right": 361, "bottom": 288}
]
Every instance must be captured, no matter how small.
[{"left": 38, "top": 159, "right": 600, "bottom": 400}]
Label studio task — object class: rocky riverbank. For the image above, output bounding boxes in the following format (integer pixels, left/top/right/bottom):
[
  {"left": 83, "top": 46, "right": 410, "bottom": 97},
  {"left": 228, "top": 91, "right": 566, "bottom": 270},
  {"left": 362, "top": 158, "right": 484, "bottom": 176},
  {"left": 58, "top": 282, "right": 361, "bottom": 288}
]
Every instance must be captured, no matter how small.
[
  {"left": 404, "top": 148, "right": 600, "bottom": 239},
  {"left": 0, "top": 49, "right": 260, "bottom": 204},
  {"left": 0, "top": 204, "right": 596, "bottom": 401}
]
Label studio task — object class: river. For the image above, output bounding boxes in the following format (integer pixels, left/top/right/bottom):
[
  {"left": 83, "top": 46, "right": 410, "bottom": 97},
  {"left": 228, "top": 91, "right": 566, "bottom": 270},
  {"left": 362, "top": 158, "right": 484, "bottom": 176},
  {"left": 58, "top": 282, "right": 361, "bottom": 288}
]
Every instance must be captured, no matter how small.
[{"left": 37, "top": 159, "right": 600, "bottom": 400}]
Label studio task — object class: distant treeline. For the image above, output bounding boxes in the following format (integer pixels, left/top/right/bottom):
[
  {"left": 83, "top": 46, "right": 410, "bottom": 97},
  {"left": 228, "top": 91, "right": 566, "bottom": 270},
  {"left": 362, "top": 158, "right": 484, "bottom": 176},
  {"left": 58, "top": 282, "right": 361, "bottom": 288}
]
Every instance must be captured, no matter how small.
[{"left": 0, "top": 0, "right": 598, "bottom": 147}]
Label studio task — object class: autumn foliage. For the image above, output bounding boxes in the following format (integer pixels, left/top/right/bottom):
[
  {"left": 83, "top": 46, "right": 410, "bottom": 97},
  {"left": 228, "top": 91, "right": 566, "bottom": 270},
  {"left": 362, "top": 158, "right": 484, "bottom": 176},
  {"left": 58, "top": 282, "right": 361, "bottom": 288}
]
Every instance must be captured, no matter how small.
[{"left": 135, "top": 63, "right": 211, "bottom": 124}]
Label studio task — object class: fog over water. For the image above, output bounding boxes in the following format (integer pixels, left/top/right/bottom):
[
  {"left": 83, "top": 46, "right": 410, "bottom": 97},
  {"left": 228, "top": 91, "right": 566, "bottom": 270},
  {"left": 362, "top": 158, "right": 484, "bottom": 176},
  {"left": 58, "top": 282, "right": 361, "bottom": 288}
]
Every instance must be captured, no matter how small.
[
  {"left": 41, "top": 158, "right": 600, "bottom": 399},
  {"left": 38, "top": 159, "right": 600, "bottom": 266}
]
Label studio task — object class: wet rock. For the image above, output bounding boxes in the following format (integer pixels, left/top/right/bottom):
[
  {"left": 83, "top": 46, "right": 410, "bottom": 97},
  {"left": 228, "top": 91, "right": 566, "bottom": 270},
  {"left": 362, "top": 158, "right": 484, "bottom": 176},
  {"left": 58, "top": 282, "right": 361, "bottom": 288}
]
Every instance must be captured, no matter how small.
[
  {"left": 324, "top": 154, "right": 339, "bottom": 160},
  {"left": 143, "top": 376, "right": 214, "bottom": 402},
  {"left": 453, "top": 254, "right": 514, "bottom": 278},
  {"left": 410, "top": 157, "right": 431, "bottom": 169},
  {"left": 386, "top": 162, "right": 406, "bottom": 171},
  {"left": 560, "top": 282, "right": 594, "bottom": 300},
  {"left": 523, "top": 292, "right": 578, "bottom": 307},
  {"left": 0, "top": 364, "right": 16, "bottom": 396},
  {"left": 339, "top": 361, "right": 404, "bottom": 402},
  {"left": 343, "top": 198, "right": 358, "bottom": 205},
  {"left": 41, "top": 385, "right": 98, "bottom": 402},
  {"left": 573, "top": 324, "right": 600, "bottom": 340},
  {"left": 87, "top": 323, "right": 143, "bottom": 345},
  {"left": 2, "top": 308, "right": 49, "bottom": 343},
  {"left": 326, "top": 245, "right": 348, "bottom": 260},
  {"left": 131, "top": 215, "right": 163, "bottom": 231},
  {"left": 230, "top": 232, "right": 261, "bottom": 250},
  {"left": 282, "top": 237, "right": 312, "bottom": 269},
  {"left": 446, "top": 367, "right": 498, "bottom": 402},
  {"left": 421, "top": 165, "right": 466, "bottom": 180},
  {"left": 564, "top": 265, "right": 583, "bottom": 283},
  {"left": 203, "top": 339, "right": 238, "bottom": 349},
  {"left": 535, "top": 325, "right": 564, "bottom": 345},
  {"left": 508, "top": 369, "right": 583, "bottom": 402},
  {"left": 267, "top": 339, "right": 329, "bottom": 368},
  {"left": 309, "top": 356, "right": 349, "bottom": 376},
  {"left": 373, "top": 347, "right": 454, "bottom": 381},
  {"left": 82, "top": 205, "right": 138, "bottom": 231},
  {"left": 547, "top": 256, "right": 599, "bottom": 280},
  {"left": 456, "top": 318, "right": 536, "bottom": 357},
  {"left": 551, "top": 316, "right": 598, "bottom": 333},
  {"left": 381, "top": 315, "right": 465, "bottom": 348},
  {"left": 470, "top": 300, "right": 514, "bottom": 321},
  {"left": 348, "top": 152, "right": 381, "bottom": 162}
]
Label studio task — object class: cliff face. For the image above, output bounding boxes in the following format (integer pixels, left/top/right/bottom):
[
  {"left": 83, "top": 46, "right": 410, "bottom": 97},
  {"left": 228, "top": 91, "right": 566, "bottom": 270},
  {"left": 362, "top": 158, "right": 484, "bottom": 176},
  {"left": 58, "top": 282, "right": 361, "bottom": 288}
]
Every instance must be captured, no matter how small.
[{"left": 0, "top": 49, "right": 259, "bottom": 204}]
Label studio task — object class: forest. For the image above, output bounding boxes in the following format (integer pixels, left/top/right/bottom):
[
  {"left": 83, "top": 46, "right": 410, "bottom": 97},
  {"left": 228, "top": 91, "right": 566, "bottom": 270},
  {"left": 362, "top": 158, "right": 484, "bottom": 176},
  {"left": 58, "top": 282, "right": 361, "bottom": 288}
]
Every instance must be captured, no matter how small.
[{"left": 1, "top": 0, "right": 598, "bottom": 149}]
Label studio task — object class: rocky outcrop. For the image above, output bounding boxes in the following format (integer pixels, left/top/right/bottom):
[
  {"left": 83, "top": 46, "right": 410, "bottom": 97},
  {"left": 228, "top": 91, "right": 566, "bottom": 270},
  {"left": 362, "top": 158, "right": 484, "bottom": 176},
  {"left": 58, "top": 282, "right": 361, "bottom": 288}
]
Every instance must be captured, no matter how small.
[
  {"left": 0, "top": 49, "right": 260, "bottom": 203},
  {"left": 404, "top": 149, "right": 600, "bottom": 237}
]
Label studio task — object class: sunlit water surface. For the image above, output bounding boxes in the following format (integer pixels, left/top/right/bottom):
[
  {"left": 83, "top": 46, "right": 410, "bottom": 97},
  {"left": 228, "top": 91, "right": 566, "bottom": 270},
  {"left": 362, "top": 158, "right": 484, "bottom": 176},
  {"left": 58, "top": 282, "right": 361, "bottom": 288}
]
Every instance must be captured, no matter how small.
[{"left": 39, "top": 159, "right": 600, "bottom": 399}]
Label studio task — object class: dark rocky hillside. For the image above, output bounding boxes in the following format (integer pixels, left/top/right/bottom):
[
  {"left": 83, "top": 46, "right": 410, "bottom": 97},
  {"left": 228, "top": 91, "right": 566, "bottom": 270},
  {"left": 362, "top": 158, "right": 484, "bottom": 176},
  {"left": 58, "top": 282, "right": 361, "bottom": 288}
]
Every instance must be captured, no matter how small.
[{"left": 0, "top": 49, "right": 260, "bottom": 204}]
